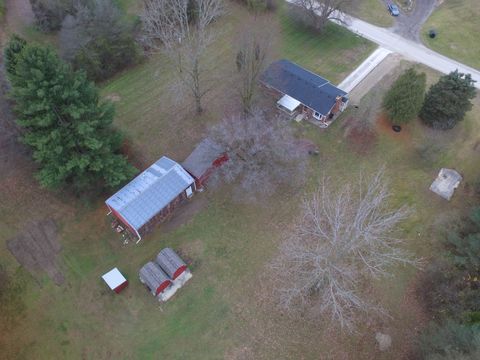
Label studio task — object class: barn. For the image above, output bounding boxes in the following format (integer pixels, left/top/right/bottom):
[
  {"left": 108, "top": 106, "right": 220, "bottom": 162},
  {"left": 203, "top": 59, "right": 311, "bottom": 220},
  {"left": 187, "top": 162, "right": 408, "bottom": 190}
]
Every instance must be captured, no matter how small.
[
  {"left": 181, "top": 138, "right": 228, "bottom": 188},
  {"left": 105, "top": 156, "right": 195, "bottom": 242},
  {"left": 156, "top": 248, "right": 188, "bottom": 280},
  {"left": 101, "top": 267, "right": 128, "bottom": 294},
  {"left": 139, "top": 262, "right": 172, "bottom": 296}
]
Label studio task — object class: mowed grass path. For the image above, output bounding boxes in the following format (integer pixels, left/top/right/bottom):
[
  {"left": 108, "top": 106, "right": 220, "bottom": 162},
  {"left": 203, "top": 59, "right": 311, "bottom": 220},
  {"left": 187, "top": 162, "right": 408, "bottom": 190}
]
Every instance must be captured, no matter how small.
[{"left": 422, "top": 0, "right": 480, "bottom": 70}]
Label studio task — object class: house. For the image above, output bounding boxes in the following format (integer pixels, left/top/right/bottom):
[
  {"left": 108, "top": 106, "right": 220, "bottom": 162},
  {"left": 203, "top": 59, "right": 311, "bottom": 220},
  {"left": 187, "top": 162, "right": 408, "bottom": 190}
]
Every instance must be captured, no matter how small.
[
  {"left": 156, "top": 248, "right": 188, "bottom": 280},
  {"left": 139, "top": 262, "right": 172, "bottom": 296},
  {"left": 182, "top": 138, "right": 229, "bottom": 189},
  {"left": 430, "top": 168, "right": 462, "bottom": 201},
  {"left": 101, "top": 267, "right": 128, "bottom": 294},
  {"left": 106, "top": 156, "right": 195, "bottom": 242},
  {"left": 260, "top": 59, "right": 349, "bottom": 127}
]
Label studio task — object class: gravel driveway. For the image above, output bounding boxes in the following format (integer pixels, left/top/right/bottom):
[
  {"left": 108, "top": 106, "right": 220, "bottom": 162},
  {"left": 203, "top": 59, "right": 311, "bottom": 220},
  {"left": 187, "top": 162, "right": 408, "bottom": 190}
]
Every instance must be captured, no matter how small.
[{"left": 381, "top": 0, "right": 440, "bottom": 42}]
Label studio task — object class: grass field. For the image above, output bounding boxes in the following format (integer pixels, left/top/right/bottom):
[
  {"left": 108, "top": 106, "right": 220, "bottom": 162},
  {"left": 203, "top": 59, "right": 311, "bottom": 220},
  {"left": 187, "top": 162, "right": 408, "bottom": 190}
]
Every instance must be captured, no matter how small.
[
  {"left": 2, "top": 1, "right": 480, "bottom": 359},
  {"left": 0, "top": 2, "right": 379, "bottom": 359},
  {"left": 353, "top": 0, "right": 393, "bottom": 27},
  {"left": 422, "top": 0, "right": 480, "bottom": 70}
]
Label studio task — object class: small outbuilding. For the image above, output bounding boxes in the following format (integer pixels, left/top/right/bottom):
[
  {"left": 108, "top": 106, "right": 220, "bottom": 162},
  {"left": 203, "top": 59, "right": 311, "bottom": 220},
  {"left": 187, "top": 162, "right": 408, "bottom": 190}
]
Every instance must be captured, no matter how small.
[
  {"left": 101, "top": 267, "right": 128, "bottom": 294},
  {"left": 430, "top": 168, "right": 462, "bottom": 201},
  {"left": 139, "top": 262, "right": 172, "bottom": 296},
  {"left": 156, "top": 248, "right": 188, "bottom": 280},
  {"left": 106, "top": 156, "right": 195, "bottom": 242},
  {"left": 182, "top": 138, "right": 228, "bottom": 189}
]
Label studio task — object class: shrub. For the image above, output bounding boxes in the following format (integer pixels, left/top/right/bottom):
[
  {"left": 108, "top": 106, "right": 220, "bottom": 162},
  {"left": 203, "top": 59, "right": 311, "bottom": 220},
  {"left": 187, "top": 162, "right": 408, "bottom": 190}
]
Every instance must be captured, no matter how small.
[
  {"left": 29, "top": 0, "right": 73, "bottom": 32},
  {"left": 419, "top": 321, "right": 480, "bottom": 360},
  {"left": 59, "top": 0, "right": 140, "bottom": 81}
]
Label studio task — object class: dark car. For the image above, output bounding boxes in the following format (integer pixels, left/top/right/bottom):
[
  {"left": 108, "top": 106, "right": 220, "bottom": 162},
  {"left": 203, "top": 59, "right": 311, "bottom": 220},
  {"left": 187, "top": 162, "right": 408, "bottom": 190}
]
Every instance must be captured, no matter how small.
[{"left": 387, "top": 3, "right": 400, "bottom": 16}]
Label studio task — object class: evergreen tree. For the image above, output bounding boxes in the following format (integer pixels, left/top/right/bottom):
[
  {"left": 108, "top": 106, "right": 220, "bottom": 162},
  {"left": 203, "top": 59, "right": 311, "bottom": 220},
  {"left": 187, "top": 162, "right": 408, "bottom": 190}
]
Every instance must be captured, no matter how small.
[
  {"left": 383, "top": 67, "right": 426, "bottom": 124},
  {"left": 420, "top": 71, "right": 476, "bottom": 130},
  {"left": 4, "top": 35, "right": 27, "bottom": 77},
  {"left": 7, "top": 42, "right": 136, "bottom": 191}
]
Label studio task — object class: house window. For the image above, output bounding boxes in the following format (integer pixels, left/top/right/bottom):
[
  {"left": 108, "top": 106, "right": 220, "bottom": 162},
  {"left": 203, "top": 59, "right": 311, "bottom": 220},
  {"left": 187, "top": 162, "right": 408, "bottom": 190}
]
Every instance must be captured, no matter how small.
[{"left": 313, "top": 111, "right": 321, "bottom": 120}]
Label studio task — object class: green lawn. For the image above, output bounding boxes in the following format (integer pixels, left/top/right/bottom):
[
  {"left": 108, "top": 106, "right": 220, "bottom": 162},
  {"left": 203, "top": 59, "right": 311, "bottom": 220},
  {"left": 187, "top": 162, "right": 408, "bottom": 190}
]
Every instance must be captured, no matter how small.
[
  {"left": 422, "top": 0, "right": 480, "bottom": 70},
  {"left": 4, "top": 1, "right": 480, "bottom": 359},
  {"left": 354, "top": 0, "right": 393, "bottom": 27}
]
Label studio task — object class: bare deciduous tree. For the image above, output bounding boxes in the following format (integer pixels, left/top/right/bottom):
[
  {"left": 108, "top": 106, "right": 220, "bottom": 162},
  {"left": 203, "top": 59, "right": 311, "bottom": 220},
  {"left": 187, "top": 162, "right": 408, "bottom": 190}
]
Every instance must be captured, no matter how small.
[
  {"left": 141, "top": 0, "right": 223, "bottom": 114},
  {"left": 210, "top": 110, "right": 306, "bottom": 201},
  {"left": 235, "top": 20, "right": 271, "bottom": 115},
  {"left": 290, "top": 0, "right": 354, "bottom": 32},
  {"left": 270, "top": 169, "right": 418, "bottom": 331}
]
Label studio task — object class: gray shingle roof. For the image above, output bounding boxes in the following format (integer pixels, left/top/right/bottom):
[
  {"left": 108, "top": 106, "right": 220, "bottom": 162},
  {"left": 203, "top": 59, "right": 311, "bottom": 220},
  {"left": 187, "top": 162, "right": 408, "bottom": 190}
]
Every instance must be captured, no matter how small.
[
  {"left": 182, "top": 138, "right": 224, "bottom": 179},
  {"left": 106, "top": 156, "right": 194, "bottom": 230},
  {"left": 260, "top": 59, "right": 348, "bottom": 115}
]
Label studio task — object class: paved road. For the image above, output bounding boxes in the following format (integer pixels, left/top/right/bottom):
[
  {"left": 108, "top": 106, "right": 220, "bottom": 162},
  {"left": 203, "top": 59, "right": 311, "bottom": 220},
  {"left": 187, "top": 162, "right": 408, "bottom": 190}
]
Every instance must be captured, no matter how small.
[
  {"left": 381, "top": 0, "right": 439, "bottom": 42},
  {"left": 336, "top": 16, "right": 480, "bottom": 89}
]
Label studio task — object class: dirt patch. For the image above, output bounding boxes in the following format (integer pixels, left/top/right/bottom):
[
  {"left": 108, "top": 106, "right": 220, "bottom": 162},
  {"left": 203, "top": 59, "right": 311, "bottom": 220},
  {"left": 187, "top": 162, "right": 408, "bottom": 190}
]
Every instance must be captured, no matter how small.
[
  {"left": 294, "top": 138, "right": 319, "bottom": 155},
  {"left": 343, "top": 117, "right": 378, "bottom": 155},
  {"left": 376, "top": 113, "right": 412, "bottom": 144},
  {"left": 3, "top": 0, "right": 34, "bottom": 37},
  {"left": 162, "top": 195, "right": 209, "bottom": 233},
  {"left": 7, "top": 219, "right": 64, "bottom": 285}
]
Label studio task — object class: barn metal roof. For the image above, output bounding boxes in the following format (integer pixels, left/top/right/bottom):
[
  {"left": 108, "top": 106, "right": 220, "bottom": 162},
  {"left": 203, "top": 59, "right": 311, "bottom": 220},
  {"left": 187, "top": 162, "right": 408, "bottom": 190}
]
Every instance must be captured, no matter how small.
[
  {"left": 156, "top": 248, "right": 186, "bottom": 279},
  {"left": 182, "top": 138, "right": 224, "bottom": 179},
  {"left": 260, "top": 59, "right": 348, "bottom": 116},
  {"left": 106, "top": 156, "right": 194, "bottom": 230}
]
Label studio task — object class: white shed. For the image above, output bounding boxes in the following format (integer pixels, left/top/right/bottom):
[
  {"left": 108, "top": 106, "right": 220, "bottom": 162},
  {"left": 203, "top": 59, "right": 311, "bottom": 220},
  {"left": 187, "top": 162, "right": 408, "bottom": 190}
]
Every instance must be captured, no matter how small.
[{"left": 430, "top": 168, "right": 462, "bottom": 201}]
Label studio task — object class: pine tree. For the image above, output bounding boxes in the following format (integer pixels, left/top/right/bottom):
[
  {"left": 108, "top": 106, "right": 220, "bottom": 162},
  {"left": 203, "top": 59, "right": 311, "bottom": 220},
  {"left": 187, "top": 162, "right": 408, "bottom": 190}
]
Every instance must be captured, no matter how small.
[
  {"left": 4, "top": 35, "right": 27, "bottom": 77},
  {"left": 7, "top": 42, "right": 136, "bottom": 191},
  {"left": 420, "top": 70, "right": 476, "bottom": 130},
  {"left": 383, "top": 67, "right": 426, "bottom": 124}
]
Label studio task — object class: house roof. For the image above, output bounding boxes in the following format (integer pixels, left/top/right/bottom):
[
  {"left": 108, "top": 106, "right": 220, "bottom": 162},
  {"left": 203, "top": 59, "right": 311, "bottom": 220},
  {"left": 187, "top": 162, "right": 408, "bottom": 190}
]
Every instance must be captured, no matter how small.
[
  {"left": 156, "top": 248, "right": 186, "bottom": 279},
  {"left": 260, "top": 59, "right": 348, "bottom": 115},
  {"left": 106, "top": 156, "right": 194, "bottom": 231},
  {"left": 101, "top": 267, "right": 127, "bottom": 290},
  {"left": 182, "top": 138, "right": 225, "bottom": 179}
]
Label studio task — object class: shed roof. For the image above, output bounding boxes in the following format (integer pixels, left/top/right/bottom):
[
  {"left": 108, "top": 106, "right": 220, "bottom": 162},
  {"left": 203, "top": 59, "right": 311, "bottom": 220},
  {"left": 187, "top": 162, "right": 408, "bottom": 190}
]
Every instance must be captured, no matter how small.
[
  {"left": 430, "top": 168, "right": 462, "bottom": 201},
  {"left": 101, "top": 267, "right": 127, "bottom": 290},
  {"left": 277, "top": 94, "right": 301, "bottom": 112},
  {"left": 156, "top": 248, "right": 186, "bottom": 278},
  {"left": 181, "top": 138, "right": 225, "bottom": 179},
  {"left": 106, "top": 156, "right": 194, "bottom": 230},
  {"left": 139, "top": 262, "right": 171, "bottom": 294},
  {"left": 260, "top": 59, "right": 347, "bottom": 115}
]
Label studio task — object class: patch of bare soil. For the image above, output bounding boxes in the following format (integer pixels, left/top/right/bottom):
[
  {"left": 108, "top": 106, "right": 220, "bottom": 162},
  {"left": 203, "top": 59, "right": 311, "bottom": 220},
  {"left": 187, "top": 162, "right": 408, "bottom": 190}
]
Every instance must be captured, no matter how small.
[
  {"left": 343, "top": 117, "right": 378, "bottom": 155},
  {"left": 162, "top": 195, "right": 208, "bottom": 233},
  {"left": 7, "top": 219, "right": 64, "bottom": 285},
  {"left": 3, "top": 0, "right": 34, "bottom": 37},
  {"left": 376, "top": 113, "right": 412, "bottom": 144}
]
